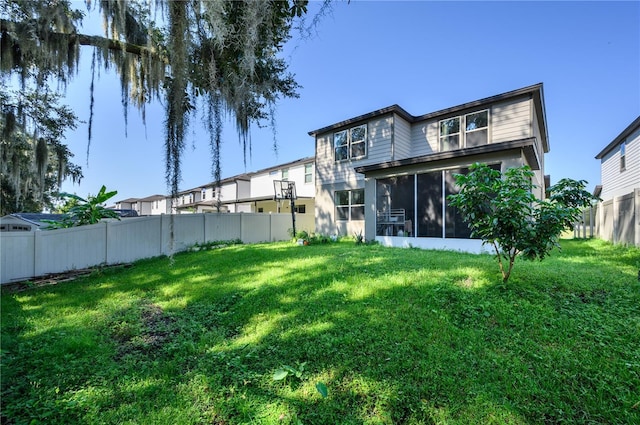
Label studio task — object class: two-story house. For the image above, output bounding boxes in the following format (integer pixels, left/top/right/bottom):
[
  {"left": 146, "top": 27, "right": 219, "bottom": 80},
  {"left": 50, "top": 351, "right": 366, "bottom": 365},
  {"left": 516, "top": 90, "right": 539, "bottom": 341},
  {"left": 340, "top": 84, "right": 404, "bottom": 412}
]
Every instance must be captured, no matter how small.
[
  {"left": 175, "top": 174, "right": 251, "bottom": 214},
  {"left": 309, "top": 83, "right": 549, "bottom": 252},
  {"left": 594, "top": 116, "right": 640, "bottom": 246},
  {"left": 239, "top": 157, "right": 315, "bottom": 214},
  {"left": 171, "top": 157, "right": 315, "bottom": 214}
]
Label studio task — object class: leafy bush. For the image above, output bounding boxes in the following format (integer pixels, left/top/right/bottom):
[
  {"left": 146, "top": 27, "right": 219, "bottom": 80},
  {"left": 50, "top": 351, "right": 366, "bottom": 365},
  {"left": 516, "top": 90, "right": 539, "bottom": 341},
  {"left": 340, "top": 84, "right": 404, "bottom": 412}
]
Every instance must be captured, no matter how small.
[{"left": 448, "top": 163, "right": 595, "bottom": 283}]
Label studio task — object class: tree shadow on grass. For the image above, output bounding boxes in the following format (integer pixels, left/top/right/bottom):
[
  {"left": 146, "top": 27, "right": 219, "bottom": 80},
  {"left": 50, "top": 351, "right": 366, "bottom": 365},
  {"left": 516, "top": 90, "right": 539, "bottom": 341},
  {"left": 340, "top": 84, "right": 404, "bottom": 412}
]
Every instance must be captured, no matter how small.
[{"left": 2, "top": 241, "right": 639, "bottom": 424}]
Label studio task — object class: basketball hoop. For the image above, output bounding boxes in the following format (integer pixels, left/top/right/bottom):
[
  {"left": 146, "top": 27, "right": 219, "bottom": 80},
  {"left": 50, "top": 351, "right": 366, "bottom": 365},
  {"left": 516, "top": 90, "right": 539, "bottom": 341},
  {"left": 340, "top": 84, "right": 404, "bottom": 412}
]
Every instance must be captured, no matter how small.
[
  {"left": 273, "top": 180, "right": 297, "bottom": 202},
  {"left": 274, "top": 180, "right": 298, "bottom": 237}
]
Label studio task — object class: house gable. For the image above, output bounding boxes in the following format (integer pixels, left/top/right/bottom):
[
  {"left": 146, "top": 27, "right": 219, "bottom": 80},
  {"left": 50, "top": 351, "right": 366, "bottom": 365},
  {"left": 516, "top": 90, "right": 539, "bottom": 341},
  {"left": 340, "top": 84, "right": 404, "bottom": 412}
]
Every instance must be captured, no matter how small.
[{"left": 596, "top": 116, "right": 640, "bottom": 201}]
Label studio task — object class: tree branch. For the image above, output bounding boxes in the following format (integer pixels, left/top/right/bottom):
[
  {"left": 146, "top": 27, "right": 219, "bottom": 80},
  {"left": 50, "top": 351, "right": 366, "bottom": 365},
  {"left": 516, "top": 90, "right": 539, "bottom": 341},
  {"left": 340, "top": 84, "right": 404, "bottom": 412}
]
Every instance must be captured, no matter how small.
[{"left": 1, "top": 18, "right": 164, "bottom": 61}]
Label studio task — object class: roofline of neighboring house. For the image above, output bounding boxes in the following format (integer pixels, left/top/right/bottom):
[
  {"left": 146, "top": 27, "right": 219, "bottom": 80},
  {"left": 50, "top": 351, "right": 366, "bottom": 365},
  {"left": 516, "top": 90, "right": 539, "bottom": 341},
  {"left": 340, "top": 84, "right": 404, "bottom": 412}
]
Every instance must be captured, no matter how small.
[
  {"left": 307, "top": 83, "right": 549, "bottom": 153},
  {"left": 7, "top": 214, "right": 41, "bottom": 227},
  {"left": 176, "top": 156, "right": 315, "bottom": 196},
  {"left": 354, "top": 138, "right": 541, "bottom": 173},
  {"left": 595, "top": 115, "right": 640, "bottom": 159},
  {"left": 174, "top": 194, "right": 314, "bottom": 207},
  {"left": 225, "top": 195, "right": 315, "bottom": 204},
  {"left": 117, "top": 197, "right": 139, "bottom": 203},
  {"left": 246, "top": 155, "right": 315, "bottom": 177},
  {"left": 198, "top": 173, "right": 251, "bottom": 191},
  {"left": 173, "top": 175, "right": 248, "bottom": 197},
  {"left": 593, "top": 184, "right": 602, "bottom": 198},
  {"left": 137, "top": 194, "right": 166, "bottom": 202}
]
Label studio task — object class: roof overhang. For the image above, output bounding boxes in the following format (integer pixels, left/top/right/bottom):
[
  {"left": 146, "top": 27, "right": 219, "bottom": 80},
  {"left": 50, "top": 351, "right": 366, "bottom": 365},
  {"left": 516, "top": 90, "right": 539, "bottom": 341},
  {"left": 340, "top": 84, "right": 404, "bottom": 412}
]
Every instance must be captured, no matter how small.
[
  {"left": 595, "top": 116, "right": 640, "bottom": 159},
  {"left": 219, "top": 195, "right": 314, "bottom": 205},
  {"left": 308, "top": 84, "right": 549, "bottom": 154},
  {"left": 354, "top": 138, "right": 541, "bottom": 174}
]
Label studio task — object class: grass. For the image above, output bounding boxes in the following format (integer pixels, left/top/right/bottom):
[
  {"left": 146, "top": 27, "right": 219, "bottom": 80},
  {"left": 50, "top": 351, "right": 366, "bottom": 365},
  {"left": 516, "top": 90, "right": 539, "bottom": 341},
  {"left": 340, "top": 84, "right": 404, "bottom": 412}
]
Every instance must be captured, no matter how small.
[{"left": 1, "top": 238, "right": 639, "bottom": 424}]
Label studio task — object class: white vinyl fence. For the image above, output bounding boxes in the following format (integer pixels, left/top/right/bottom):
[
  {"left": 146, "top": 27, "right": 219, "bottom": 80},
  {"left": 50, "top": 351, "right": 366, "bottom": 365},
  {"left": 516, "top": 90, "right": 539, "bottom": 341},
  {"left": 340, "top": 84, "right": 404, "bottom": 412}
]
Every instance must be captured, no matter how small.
[
  {"left": 1, "top": 213, "right": 314, "bottom": 284},
  {"left": 593, "top": 188, "right": 640, "bottom": 247}
]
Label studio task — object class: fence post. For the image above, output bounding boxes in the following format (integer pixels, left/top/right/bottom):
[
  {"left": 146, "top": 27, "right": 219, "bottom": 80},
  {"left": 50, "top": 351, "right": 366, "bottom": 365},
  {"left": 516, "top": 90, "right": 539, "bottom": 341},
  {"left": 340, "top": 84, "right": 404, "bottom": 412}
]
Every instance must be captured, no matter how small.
[
  {"left": 33, "top": 230, "right": 41, "bottom": 278},
  {"left": 105, "top": 221, "right": 109, "bottom": 264},
  {"left": 636, "top": 188, "right": 640, "bottom": 247}
]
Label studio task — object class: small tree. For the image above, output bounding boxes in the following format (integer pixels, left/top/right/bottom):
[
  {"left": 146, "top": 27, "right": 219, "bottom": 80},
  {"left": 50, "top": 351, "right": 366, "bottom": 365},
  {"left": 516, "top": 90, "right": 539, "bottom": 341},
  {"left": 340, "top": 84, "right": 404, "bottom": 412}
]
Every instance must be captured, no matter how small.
[
  {"left": 448, "top": 163, "right": 595, "bottom": 283},
  {"left": 45, "top": 186, "right": 120, "bottom": 228}
]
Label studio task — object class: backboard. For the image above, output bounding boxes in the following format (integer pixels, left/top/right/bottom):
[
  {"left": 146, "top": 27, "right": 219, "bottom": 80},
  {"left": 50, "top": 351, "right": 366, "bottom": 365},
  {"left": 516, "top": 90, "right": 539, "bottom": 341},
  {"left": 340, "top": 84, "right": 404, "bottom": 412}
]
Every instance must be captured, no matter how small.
[{"left": 273, "top": 180, "right": 297, "bottom": 201}]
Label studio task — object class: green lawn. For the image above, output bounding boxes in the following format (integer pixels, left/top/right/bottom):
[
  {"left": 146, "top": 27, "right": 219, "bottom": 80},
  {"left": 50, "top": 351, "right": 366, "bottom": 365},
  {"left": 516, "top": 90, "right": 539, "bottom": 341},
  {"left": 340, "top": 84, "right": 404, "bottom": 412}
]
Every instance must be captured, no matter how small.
[{"left": 1, "top": 239, "right": 639, "bottom": 424}]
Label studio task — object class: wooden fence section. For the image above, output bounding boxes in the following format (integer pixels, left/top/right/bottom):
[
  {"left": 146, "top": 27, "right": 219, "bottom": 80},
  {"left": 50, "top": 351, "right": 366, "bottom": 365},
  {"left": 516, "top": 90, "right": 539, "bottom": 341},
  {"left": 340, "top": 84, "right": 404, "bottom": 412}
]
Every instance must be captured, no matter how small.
[{"left": 1, "top": 213, "right": 314, "bottom": 284}]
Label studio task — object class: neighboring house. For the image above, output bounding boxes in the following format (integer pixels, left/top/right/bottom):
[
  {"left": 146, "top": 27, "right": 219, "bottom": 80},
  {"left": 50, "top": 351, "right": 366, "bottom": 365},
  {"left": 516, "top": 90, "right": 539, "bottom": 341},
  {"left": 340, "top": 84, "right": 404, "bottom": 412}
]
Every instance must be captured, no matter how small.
[
  {"left": 138, "top": 195, "right": 170, "bottom": 215},
  {"left": 594, "top": 116, "right": 640, "bottom": 246},
  {"left": 309, "top": 83, "right": 549, "bottom": 252},
  {"left": 172, "top": 157, "right": 315, "bottom": 215},
  {"left": 173, "top": 174, "right": 251, "bottom": 214},
  {"left": 115, "top": 198, "right": 138, "bottom": 211},
  {"left": 240, "top": 156, "right": 315, "bottom": 214},
  {"left": 0, "top": 210, "right": 137, "bottom": 231},
  {"left": 0, "top": 213, "right": 67, "bottom": 231},
  {"left": 114, "top": 196, "right": 167, "bottom": 216}
]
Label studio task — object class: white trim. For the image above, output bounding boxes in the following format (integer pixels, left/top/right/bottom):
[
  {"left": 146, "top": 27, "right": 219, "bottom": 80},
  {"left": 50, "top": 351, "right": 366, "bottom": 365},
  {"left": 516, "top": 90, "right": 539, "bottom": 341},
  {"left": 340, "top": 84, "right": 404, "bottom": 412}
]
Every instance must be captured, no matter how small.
[{"left": 376, "top": 236, "right": 490, "bottom": 254}]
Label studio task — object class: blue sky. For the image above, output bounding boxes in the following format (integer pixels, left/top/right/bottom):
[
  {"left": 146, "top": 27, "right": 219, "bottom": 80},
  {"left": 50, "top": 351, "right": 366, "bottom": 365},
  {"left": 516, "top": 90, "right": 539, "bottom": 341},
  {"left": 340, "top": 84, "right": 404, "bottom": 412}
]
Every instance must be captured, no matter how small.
[{"left": 59, "top": 1, "right": 640, "bottom": 202}]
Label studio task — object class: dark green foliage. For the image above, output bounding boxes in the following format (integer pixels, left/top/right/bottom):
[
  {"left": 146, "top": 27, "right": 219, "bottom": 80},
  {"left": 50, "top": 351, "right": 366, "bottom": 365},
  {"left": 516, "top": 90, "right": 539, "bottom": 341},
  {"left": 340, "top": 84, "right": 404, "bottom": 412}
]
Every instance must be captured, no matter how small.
[
  {"left": 0, "top": 88, "right": 82, "bottom": 214},
  {"left": 448, "top": 163, "right": 596, "bottom": 283},
  {"left": 1, "top": 0, "right": 317, "bottom": 209}
]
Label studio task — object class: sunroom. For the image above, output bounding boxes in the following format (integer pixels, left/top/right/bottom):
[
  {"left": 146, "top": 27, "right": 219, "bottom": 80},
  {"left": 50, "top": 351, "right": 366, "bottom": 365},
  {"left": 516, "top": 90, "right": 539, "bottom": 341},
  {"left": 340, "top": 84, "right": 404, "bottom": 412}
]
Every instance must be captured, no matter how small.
[{"left": 355, "top": 138, "right": 543, "bottom": 253}]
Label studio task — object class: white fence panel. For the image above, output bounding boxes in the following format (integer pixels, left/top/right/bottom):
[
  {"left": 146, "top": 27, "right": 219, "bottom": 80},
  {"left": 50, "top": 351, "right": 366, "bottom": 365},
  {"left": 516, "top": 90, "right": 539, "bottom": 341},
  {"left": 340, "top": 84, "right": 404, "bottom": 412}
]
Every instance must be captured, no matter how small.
[
  {"left": 107, "top": 216, "right": 163, "bottom": 264},
  {"left": 164, "top": 214, "right": 206, "bottom": 253},
  {"left": 36, "top": 223, "right": 107, "bottom": 275},
  {"left": 241, "top": 213, "right": 272, "bottom": 243},
  {"left": 204, "top": 214, "right": 242, "bottom": 242},
  {"left": 1, "top": 232, "right": 35, "bottom": 283},
  {"left": 1, "top": 213, "right": 312, "bottom": 284}
]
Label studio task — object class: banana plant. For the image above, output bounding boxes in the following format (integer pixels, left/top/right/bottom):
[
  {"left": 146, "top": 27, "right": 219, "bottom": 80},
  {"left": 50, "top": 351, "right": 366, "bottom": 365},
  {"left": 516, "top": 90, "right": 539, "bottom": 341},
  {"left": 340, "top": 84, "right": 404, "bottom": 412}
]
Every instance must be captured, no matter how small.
[{"left": 45, "top": 186, "right": 120, "bottom": 228}]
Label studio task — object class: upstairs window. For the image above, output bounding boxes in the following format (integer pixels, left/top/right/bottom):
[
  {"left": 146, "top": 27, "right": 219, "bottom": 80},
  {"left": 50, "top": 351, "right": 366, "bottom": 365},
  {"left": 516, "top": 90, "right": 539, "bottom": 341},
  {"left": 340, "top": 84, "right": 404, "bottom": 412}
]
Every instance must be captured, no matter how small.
[
  {"left": 464, "top": 110, "right": 489, "bottom": 147},
  {"left": 439, "top": 117, "right": 460, "bottom": 151},
  {"left": 334, "top": 124, "right": 367, "bottom": 161},
  {"left": 620, "top": 142, "right": 626, "bottom": 172},
  {"left": 304, "top": 163, "right": 313, "bottom": 183},
  {"left": 439, "top": 110, "right": 489, "bottom": 151},
  {"left": 201, "top": 188, "right": 207, "bottom": 200},
  {"left": 282, "top": 168, "right": 289, "bottom": 181}
]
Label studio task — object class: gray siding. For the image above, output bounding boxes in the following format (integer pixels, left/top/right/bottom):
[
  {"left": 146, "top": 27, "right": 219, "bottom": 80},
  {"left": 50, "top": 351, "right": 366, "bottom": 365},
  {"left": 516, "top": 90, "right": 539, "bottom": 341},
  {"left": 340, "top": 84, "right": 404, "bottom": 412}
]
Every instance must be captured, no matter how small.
[
  {"left": 393, "top": 115, "right": 412, "bottom": 160},
  {"left": 314, "top": 180, "right": 365, "bottom": 237},
  {"left": 600, "top": 127, "right": 640, "bottom": 201},
  {"left": 314, "top": 116, "right": 392, "bottom": 237},
  {"left": 410, "top": 121, "right": 438, "bottom": 156},
  {"left": 366, "top": 116, "right": 394, "bottom": 165},
  {"left": 491, "top": 97, "right": 532, "bottom": 143},
  {"left": 315, "top": 116, "right": 392, "bottom": 186}
]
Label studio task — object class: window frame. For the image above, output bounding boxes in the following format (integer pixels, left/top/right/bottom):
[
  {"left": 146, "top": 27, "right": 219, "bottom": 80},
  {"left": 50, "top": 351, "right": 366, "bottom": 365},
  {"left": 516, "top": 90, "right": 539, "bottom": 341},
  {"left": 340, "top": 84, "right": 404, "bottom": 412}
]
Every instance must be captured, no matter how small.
[
  {"left": 334, "top": 124, "right": 367, "bottom": 162},
  {"left": 620, "top": 141, "right": 626, "bottom": 172},
  {"left": 439, "top": 109, "right": 489, "bottom": 152},
  {"left": 463, "top": 110, "right": 489, "bottom": 148},
  {"left": 335, "top": 189, "right": 365, "bottom": 221},
  {"left": 281, "top": 168, "right": 289, "bottom": 181},
  {"left": 304, "top": 163, "right": 313, "bottom": 183},
  {"left": 439, "top": 117, "right": 461, "bottom": 152}
]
